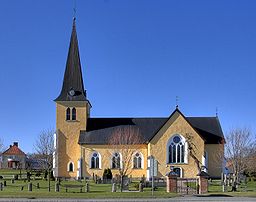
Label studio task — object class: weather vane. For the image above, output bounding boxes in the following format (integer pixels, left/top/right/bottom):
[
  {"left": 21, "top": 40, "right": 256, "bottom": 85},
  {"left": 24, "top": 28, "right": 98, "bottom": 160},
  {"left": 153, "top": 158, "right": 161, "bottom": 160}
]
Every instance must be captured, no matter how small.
[
  {"left": 176, "top": 96, "right": 179, "bottom": 109},
  {"left": 73, "top": 0, "right": 77, "bottom": 19}
]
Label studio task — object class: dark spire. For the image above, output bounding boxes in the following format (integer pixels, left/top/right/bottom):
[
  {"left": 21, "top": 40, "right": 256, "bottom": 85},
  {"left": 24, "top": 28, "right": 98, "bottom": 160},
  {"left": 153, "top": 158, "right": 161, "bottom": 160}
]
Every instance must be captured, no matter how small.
[{"left": 55, "top": 18, "right": 87, "bottom": 102}]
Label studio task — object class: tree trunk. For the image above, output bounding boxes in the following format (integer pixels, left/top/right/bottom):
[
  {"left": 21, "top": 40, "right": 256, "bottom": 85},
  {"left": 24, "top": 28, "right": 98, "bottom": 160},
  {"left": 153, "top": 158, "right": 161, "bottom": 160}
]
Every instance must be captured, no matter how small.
[
  {"left": 48, "top": 169, "right": 51, "bottom": 192},
  {"left": 120, "top": 175, "right": 123, "bottom": 192},
  {"left": 231, "top": 174, "right": 237, "bottom": 192}
]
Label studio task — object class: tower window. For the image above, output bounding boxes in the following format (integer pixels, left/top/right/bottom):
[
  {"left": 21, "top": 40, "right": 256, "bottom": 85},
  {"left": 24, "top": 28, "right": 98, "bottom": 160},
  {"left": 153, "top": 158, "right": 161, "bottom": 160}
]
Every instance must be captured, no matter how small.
[
  {"left": 72, "top": 108, "right": 76, "bottom": 120},
  {"left": 66, "top": 108, "right": 71, "bottom": 120},
  {"left": 68, "top": 162, "right": 74, "bottom": 172}
]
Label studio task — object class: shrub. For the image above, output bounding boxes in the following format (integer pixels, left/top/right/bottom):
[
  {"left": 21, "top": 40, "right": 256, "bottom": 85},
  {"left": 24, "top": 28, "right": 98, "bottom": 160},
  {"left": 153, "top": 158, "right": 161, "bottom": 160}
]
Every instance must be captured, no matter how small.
[
  {"left": 103, "top": 168, "right": 112, "bottom": 180},
  {"left": 133, "top": 182, "right": 139, "bottom": 190}
]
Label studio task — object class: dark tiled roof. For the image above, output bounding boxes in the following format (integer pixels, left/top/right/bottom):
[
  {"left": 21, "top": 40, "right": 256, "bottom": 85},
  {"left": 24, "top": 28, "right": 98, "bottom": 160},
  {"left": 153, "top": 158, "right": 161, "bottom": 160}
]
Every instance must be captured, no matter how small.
[
  {"left": 186, "top": 117, "right": 224, "bottom": 144},
  {"left": 79, "top": 118, "right": 166, "bottom": 145},
  {"left": 79, "top": 115, "right": 224, "bottom": 145},
  {"left": 2, "top": 145, "right": 26, "bottom": 156},
  {"left": 55, "top": 18, "right": 87, "bottom": 102}
]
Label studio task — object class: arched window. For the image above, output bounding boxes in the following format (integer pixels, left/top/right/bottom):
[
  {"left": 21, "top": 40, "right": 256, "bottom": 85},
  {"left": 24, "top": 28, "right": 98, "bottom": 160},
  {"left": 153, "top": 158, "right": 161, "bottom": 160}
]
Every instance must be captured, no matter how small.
[
  {"left": 133, "top": 152, "right": 143, "bottom": 169},
  {"left": 167, "top": 135, "right": 187, "bottom": 164},
  {"left": 111, "top": 152, "right": 121, "bottom": 169},
  {"left": 91, "top": 152, "right": 100, "bottom": 169},
  {"left": 68, "top": 162, "right": 74, "bottom": 172},
  {"left": 173, "top": 167, "right": 182, "bottom": 177},
  {"left": 72, "top": 107, "right": 76, "bottom": 120},
  {"left": 66, "top": 108, "right": 70, "bottom": 120}
]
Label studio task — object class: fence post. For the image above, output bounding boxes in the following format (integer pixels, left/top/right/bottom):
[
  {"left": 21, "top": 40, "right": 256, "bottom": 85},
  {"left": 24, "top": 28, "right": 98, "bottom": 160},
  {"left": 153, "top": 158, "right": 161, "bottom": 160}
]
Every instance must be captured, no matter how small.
[
  {"left": 3, "top": 181, "right": 6, "bottom": 187},
  {"left": 28, "top": 182, "right": 32, "bottom": 191},
  {"left": 197, "top": 171, "right": 209, "bottom": 194},
  {"left": 11, "top": 179, "right": 14, "bottom": 184},
  {"left": 166, "top": 172, "right": 178, "bottom": 193},
  {"left": 37, "top": 183, "right": 40, "bottom": 189},
  {"left": 0, "top": 182, "right": 3, "bottom": 191},
  {"left": 85, "top": 183, "right": 89, "bottom": 192}
]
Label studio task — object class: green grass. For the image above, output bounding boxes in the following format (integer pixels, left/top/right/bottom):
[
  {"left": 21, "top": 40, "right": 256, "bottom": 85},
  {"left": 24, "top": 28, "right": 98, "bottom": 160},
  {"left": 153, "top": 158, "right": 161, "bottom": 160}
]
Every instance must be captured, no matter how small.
[
  {"left": 0, "top": 169, "right": 27, "bottom": 175},
  {"left": 207, "top": 179, "right": 256, "bottom": 197},
  {"left": 0, "top": 177, "right": 256, "bottom": 199},
  {"left": 0, "top": 179, "right": 177, "bottom": 199}
]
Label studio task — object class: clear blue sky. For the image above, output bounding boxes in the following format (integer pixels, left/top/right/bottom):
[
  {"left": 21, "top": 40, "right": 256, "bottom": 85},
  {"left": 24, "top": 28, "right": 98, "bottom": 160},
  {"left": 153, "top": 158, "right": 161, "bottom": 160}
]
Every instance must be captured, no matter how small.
[{"left": 0, "top": 0, "right": 255, "bottom": 153}]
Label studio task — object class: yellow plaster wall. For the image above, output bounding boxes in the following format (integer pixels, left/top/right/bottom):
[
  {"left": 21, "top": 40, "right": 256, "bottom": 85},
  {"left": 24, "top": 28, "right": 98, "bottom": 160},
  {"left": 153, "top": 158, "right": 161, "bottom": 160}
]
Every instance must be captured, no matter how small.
[
  {"left": 205, "top": 144, "right": 224, "bottom": 178},
  {"left": 56, "top": 101, "right": 88, "bottom": 178},
  {"left": 81, "top": 144, "right": 148, "bottom": 178},
  {"left": 149, "top": 112, "right": 205, "bottom": 178}
]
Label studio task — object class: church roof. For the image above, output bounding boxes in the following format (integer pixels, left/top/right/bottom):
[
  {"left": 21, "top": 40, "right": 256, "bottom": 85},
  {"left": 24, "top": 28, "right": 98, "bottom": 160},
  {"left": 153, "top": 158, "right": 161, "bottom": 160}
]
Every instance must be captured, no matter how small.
[
  {"left": 79, "top": 112, "right": 224, "bottom": 145},
  {"left": 55, "top": 18, "right": 87, "bottom": 102}
]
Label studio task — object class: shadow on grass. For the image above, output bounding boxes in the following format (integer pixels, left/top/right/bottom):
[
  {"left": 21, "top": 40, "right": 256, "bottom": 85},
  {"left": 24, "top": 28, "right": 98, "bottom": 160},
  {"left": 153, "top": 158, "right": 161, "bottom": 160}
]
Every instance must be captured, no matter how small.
[{"left": 196, "top": 194, "right": 233, "bottom": 197}]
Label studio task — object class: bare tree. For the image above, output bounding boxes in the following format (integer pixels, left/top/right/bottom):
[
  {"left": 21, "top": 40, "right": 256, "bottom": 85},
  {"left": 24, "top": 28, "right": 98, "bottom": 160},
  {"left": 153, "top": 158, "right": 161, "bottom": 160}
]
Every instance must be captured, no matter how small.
[
  {"left": 34, "top": 129, "right": 55, "bottom": 191},
  {"left": 108, "top": 126, "right": 142, "bottom": 192},
  {"left": 34, "top": 129, "right": 55, "bottom": 171},
  {"left": 225, "top": 127, "right": 256, "bottom": 191},
  {"left": 0, "top": 137, "right": 3, "bottom": 153}
]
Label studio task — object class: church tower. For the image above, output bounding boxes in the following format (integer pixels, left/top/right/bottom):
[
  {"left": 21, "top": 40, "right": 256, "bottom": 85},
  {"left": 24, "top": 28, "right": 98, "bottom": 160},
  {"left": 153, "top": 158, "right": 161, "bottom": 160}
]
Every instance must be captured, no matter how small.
[{"left": 54, "top": 18, "right": 91, "bottom": 178}]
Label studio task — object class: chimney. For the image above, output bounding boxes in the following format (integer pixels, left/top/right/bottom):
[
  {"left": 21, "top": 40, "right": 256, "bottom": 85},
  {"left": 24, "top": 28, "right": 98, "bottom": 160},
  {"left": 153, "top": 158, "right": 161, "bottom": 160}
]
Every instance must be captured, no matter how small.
[{"left": 13, "top": 142, "right": 18, "bottom": 147}]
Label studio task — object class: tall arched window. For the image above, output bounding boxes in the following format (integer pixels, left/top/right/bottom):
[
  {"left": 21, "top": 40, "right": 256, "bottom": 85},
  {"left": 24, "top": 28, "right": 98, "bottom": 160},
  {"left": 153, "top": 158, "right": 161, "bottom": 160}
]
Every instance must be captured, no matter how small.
[
  {"left": 68, "top": 162, "right": 74, "bottom": 172},
  {"left": 72, "top": 107, "right": 76, "bottom": 120},
  {"left": 133, "top": 152, "right": 143, "bottom": 169},
  {"left": 111, "top": 152, "right": 121, "bottom": 169},
  {"left": 91, "top": 152, "right": 100, "bottom": 169},
  {"left": 167, "top": 135, "right": 187, "bottom": 164},
  {"left": 66, "top": 108, "right": 70, "bottom": 120}
]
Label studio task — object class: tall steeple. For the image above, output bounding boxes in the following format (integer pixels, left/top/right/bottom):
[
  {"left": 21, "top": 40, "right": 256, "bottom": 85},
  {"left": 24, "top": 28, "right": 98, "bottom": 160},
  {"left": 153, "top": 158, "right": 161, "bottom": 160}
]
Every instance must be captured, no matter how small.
[{"left": 55, "top": 18, "right": 87, "bottom": 102}]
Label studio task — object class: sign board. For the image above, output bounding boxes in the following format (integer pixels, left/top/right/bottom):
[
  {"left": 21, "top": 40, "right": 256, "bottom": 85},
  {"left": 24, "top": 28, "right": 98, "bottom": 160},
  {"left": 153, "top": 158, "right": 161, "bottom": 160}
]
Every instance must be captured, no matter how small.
[{"left": 149, "top": 156, "right": 158, "bottom": 177}]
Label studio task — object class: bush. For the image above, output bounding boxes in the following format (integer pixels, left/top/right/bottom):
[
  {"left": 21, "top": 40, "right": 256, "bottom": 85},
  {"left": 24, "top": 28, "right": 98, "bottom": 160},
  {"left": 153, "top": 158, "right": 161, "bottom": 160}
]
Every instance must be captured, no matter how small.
[
  {"left": 103, "top": 168, "right": 112, "bottom": 180},
  {"left": 133, "top": 182, "right": 139, "bottom": 190}
]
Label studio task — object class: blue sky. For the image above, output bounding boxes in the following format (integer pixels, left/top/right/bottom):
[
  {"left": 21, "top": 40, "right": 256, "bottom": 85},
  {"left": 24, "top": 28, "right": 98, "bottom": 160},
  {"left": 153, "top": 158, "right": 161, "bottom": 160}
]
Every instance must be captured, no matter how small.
[{"left": 0, "top": 0, "right": 255, "bottom": 153}]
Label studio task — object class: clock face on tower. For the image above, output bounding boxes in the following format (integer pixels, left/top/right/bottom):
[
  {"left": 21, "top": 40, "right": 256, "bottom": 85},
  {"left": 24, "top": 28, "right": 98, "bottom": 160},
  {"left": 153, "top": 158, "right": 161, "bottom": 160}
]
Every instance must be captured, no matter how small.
[{"left": 69, "top": 89, "right": 75, "bottom": 96}]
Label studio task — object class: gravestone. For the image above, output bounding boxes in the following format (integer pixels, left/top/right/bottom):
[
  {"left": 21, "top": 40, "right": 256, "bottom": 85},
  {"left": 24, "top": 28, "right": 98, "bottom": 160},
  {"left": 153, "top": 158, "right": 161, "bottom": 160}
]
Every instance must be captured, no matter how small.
[
  {"left": 112, "top": 183, "right": 116, "bottom": 192},
  {"left": 122, "top": 176, "right": 129, "bottom": 191}
]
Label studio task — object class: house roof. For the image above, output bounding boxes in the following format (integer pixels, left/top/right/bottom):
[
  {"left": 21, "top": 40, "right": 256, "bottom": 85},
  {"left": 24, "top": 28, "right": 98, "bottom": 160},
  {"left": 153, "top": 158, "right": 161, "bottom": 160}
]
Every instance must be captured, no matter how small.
[
  {"left": 2, "top": 145, "right": 26, "bottom": 156},
  {"left": 54, "top": 18, "right": 87, "bottom": 102},
  {"left": 79, "top": 110, "right": 224, "bottom": 145}
]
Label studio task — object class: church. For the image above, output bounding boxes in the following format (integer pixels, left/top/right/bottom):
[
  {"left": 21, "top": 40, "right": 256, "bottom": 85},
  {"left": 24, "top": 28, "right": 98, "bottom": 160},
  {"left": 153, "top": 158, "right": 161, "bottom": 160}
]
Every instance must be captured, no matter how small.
[{"left": 53, "top": 18, "right": 225, "bottom": 180}]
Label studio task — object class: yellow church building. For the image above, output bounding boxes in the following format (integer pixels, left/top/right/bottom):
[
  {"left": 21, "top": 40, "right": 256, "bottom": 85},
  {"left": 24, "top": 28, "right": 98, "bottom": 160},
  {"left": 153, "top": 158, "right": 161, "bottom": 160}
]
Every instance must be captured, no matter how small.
[{"left": 53, "top": 18, "right": 225, "bottom": 180}]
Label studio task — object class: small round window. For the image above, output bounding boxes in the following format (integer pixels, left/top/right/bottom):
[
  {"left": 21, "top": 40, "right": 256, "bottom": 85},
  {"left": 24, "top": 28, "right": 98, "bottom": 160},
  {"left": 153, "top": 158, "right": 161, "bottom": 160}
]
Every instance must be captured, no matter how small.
[{"left": 173, "top": 136, "right": 181, "bottom": 143}]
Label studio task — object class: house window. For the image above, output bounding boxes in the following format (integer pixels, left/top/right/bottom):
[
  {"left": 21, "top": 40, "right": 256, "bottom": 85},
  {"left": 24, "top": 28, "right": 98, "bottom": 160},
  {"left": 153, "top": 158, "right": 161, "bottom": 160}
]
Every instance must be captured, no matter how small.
[
  {"left": 111, "top": 152, "right": 121, "bottom": 169},
  {"left": 91, "top": 152, "right": 100, "bottom": 169},
  {"left": 133, "top": 152, "right": 143, "bottom": 169},
  {"left": 68, "top": 162, "right": 74, "bottom": 172},
  {"left": 72, "top": 107, "right": 76, "bottom": 120},
  {"left": 167, "top": 135, "right": 187, "bottom": 164},
  {"left": 66, "top": 108, "right": 71, "bottom": 120}
]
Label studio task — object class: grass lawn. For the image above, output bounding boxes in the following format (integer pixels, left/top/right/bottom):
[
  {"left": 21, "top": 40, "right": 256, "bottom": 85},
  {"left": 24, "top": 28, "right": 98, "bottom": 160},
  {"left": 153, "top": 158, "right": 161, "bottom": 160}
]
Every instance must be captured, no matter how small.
[
  {"left": 0, "top": 173, "right": 256, "bottom": 199},
  {"left": 0, "top": 169, "right": 27, "bottom": 175},
  {"left": 0, "top": 179, "right": 177, "bottom": 199},
  {"left": 207, "top": 179, "right": 256, "bottom": 197}
]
